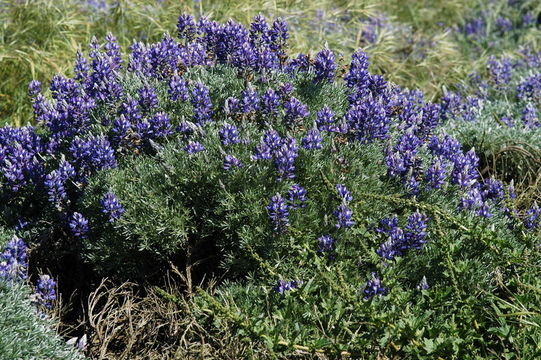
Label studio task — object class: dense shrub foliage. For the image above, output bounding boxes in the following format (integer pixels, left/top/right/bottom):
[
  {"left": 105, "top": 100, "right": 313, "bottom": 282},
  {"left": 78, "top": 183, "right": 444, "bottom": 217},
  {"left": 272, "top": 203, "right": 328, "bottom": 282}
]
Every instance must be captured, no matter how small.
[{"left": 0, "top": 10, "right": 541, "bottom": 359}]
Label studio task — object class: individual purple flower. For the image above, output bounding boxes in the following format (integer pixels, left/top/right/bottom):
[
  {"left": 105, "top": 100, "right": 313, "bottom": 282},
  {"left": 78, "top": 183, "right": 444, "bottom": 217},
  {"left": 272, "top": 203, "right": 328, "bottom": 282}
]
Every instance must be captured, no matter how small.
[
  {"left": 334, "top": 202, "right": 354, "bottom": 228},
  {"left": 487, "top": 56, "right": 512, "bottom": 88},
  {"left": 104, "top": 32, "right": 122, "bottom": 67},
  {"left": 482, "top": 178, "right": 504, "bottom": 202},
  {"left": 85, "top": 36, "right": 123, "bottom": 102},
  {"left": 523, "top": 12, "right": 537, "bottom": 27},
  {"left": 219, "top": 123, "right": 241, "bottom": 146},
  {"left": 279, "top": 83, "right": 294, "bottom": 100},
  {"left": 500, "top": 116, "right": 514, "bottom": 127},
  {"left": 313, "top": 48, "right": 336, "bottom": 82},
  {"left": 404, "top": 211, "right": 428, "bottom": 249},
  {"left": 523, "top": 203, "right": 540, "bottom": 230},
  {"left": 285, "top": 53, "right": 310, "bottom": 74},
  {"left": 269, "top": 18, "right": 288, "bottom": 62},
  {"left": 110, "top": 115, "right": 132, "bottom": 147},
  {"left": 223, "top": 154, "right": 243, "bottom": 170},
  {"left": 376, "top": 226, "right": 404, "bottom": 260},
  {"left": 169, "top": 75, "right": 189, "bottom": 101},
  {"left": 425, "top": 160, "right": 448, "bottom": 189},
  {"left": 463, "top": 16, "right": 486, "bottom": 38},
  {"left": 224, "top": 97, "right": 241, "bottom": 115},
  {"left": 516, "top": 73, "right": 541, "bottom": 101},
  {"left": 0, "top": 237, "right": 28, "bottom": 282},
  {"left": 147, "top": 112, "right": 173, "bottom": 138},
  {"left": 35, "top": 275, "right": 57, "bottom": 309},
  {"left": 70, "top": 212, "right": 89, "bottom": 238},
  {"left": 301, "top": 128, "right": 322, "bottom": 150},
  {"left": 101, "top": 192, "right": 124, "bottom": 223},
  {"left": 496, "top": 17, "right": 513, "bottom": 33},
  {"left": 363, "top": 272, "right": 386, "bottom": 299},
  {"left": 191, "top": 82, "right": 213, "bottom": 125},
  {"left": 250, "top": 14, "right": 270, "bottom": 46},
  {"left": 287, "top": 184, "right": 307, "bottom": 209},
  {"left": 317, "top": 235, "right": 334, "bottom": 253},
  {"left": 460, "top": 183, "right": 482, "bottom": 206},
  {"left": 44, "top": 170, "right": 67, "bottom": 205},
  {"left": 376, "top": 216, "right": 399, "bottom": 234},
  {"left": 28, "top": 80, "right": 42, "bottom": 98},
  {"left": 184, "top": 141, "right": 205, "bottom": 154},
  {"left": 344, "top": 50, "right": 370, "bottom": 90},
  {"left": 70, "top": 135, "right": 117, "bottom": 178},
  {"left": 263, "top": 129, "right": 282, "bottom": 152},
  {"left": 346, "top": 99, "right": 389, "bottom": 142},
  {"left": 428, "top": 134, "right": 461, "bottom": 160},
  {"left": 251, "top": 142, "right": 272, "bottom": 161},
  {"left": 74, "top": 50, "right": 90, "bottom": 82},
  {"left": 119, "top": 96, "right": 141, "bottom": 122},
  {"left": 267, "top": 194, "right": 289, "bottom": 233},
  {"left": 283, "top": 97, "right": 309, "bottom": 127},
  {"left": 451, "top": 149, "right": 479, "bottom": 188}
]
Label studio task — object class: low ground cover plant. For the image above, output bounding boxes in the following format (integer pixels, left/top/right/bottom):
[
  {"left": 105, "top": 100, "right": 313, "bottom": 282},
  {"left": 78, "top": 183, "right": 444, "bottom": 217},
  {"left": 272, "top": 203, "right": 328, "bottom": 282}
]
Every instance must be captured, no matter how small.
[{"left": 0, "top": 12, "right": 540, "bottom": 359}]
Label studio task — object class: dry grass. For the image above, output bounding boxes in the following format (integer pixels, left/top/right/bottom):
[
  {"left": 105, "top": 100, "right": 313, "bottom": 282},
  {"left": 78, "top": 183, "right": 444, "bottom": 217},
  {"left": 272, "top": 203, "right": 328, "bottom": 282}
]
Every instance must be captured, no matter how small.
[{"left": 80, "top": 277, "right": 331, "bottom": 359}]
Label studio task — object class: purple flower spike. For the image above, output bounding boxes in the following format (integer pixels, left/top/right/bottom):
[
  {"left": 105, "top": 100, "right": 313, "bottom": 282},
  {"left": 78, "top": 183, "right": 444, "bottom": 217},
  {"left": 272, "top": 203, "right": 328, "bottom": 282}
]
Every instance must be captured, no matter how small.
[
  {"left": 267, "top": 194, "right": 289, "bottom": 233},
  {"left": 313, "top": 48, "right": 336, "bottom": 82},
  {"left": 70, "top": 212, "right": 89, "bottom": 238},
  {"left": 363, "top": 272, "right": 386, "bottom": 299},
  {"left": 35, "top": 275, "right": 57, "bottom": 309},
  {"left": 185, "top": 141, "right": 205, "bottom": 154},
  {"left": 334, "top": 202, "right": 354, "bottom": 228},
  {"left": 101, "top": 192, "right": 125, "bottom": 223}
]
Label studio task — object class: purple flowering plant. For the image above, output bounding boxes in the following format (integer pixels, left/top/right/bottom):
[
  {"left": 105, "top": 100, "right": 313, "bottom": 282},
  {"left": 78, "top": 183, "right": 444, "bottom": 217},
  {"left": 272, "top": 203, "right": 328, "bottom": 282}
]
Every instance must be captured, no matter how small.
[{"left": 0, "top": 12, "right": 539, "bottom": 359}]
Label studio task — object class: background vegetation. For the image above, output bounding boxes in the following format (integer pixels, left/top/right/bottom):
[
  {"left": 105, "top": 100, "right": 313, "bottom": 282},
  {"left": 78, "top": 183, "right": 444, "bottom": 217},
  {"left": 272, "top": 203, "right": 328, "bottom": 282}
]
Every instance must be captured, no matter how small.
[{"left": 2, "top": 0, "right": 539, "bottom": 126}]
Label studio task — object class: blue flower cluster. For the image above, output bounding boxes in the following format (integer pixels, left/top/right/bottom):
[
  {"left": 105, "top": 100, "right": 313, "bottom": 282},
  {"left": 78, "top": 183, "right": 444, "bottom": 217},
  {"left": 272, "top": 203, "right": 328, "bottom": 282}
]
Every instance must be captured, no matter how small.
[
  {"left": 101, "top": 192, "right": 125, "bottom": 223},
  {"left": 273, "top": 279, "right": 303, "bottom": 294},
  {"left": 267, "top": 194, "right": 289, "bottom": 233},
  {"left": 363, "top": 272, "right": 386, "bottom": 300},
  {"left": 0, "top": 237, "right": 57, "bottom": 310},
  {"left": 376, "top": 211, "right": 429, "bottom": 261},
  {"left": 0, "top": 237, "right": 27, "bottom": 282},
  {"left": 253, "top": 130, "right": 299, "bottom": 180},
  {"left": 35, "top": 275, "right": 57, "bottom": 309},
  {"left": 333, "top": 184, "right": 354, "bottom": 229}
]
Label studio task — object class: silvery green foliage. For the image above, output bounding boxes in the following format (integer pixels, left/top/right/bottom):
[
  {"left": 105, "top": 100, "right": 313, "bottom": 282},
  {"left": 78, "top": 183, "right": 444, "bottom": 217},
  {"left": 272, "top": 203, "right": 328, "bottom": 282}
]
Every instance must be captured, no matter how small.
[{"left": 0, "top": 228, "right": 85, "bottom": 360}]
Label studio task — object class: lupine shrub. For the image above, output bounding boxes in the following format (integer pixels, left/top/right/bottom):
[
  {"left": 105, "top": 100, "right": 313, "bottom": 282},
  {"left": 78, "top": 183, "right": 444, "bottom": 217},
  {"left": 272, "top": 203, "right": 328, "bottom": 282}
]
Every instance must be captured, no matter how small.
[{"left": 2, "top": 10, "right": 541, "bottom": 359}]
